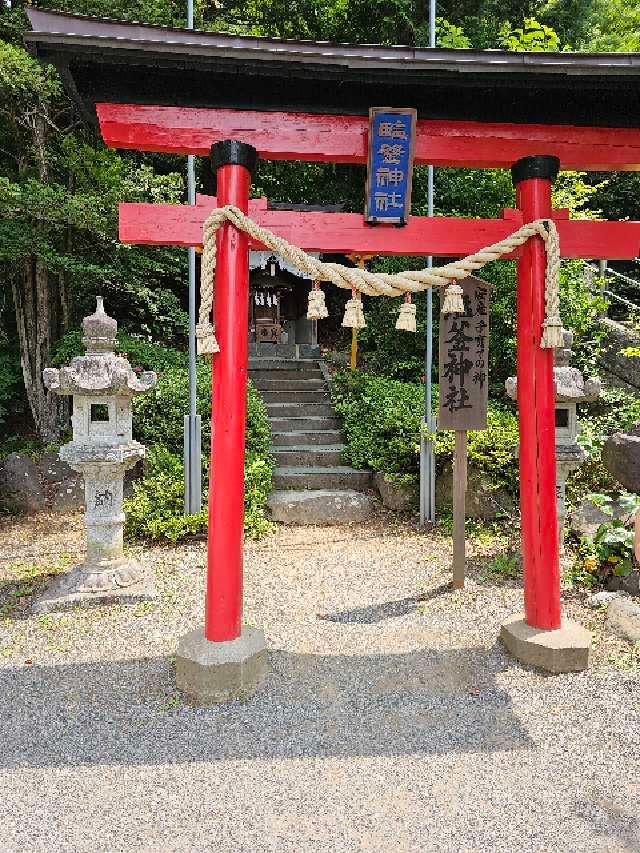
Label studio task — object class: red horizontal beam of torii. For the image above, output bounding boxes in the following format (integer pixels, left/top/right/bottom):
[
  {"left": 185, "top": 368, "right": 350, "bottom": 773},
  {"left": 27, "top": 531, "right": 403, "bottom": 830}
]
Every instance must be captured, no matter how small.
[
  {"left": 120, "top": 195, "right": 640, "bottom": 260},
  {"left": 99, "top": 103, "right": 640, "bottom": 171}
]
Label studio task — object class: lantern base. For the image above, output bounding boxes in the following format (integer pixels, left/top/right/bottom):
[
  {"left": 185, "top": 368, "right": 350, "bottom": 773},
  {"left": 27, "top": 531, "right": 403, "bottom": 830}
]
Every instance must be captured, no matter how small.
[
  {"left": 32, "top": 558, "right": 157, "bottom": 614},
  {"left": 500, "top": 614, "right": 591, "bottom": 673},
  {"left": 176, "top": 626, "right": 268, "bottom": 705}
]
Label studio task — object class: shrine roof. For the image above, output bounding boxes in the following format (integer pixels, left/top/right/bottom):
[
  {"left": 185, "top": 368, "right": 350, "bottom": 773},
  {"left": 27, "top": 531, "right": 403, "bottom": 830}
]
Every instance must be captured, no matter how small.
[{"left": 26, "top": 8, "right": 640, "bottom": 128}]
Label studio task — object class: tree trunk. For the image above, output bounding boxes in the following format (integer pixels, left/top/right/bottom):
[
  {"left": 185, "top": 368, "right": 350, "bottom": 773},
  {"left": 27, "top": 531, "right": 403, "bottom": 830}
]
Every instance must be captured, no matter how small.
[
  {"left": 12, "top": 256, "right": 61, "bottom": 443},
  {"left": 10, "top": 113, "right": 66, "bottom": 443}
]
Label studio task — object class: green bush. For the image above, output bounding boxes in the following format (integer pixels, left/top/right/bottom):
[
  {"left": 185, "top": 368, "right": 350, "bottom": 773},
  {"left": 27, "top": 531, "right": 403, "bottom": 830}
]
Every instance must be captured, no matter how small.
[
  {"left": 124, "top": 443, "right": 274, "bottom": 542},
  {"left": 124, "top": 447, "right": 207, "bottom": 542},
  {"left": 331, "top": 370, "right": 520, "bottom": 491},
  {"left": 332, "top": 371, "right": 424, "bottom": 475},
  {"left": 132, "top": 360, "right": 270, "bottom": 459},
  {"left": 123, "top": 355, "right": 273, "bottom": 542},
  {"left": 435, "top": 406, "right": 520, "bottom": 491},
  {"left": 333, "top": 368, "right": 640, "bottom": 508}
]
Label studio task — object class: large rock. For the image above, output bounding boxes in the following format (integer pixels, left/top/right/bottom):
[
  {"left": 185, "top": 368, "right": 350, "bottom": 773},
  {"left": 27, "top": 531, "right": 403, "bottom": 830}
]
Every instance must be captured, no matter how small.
[
  {"left": 607, "top": 571, "right": 640, "bottom": 596},
  {"left": 374, "top": 472, "right": 416, "bottom": 512},
  {"left": 606, "top": 596, "right": 640, "bottom": 643},
  {"left": 569, "top": 497, "right": 632, "bottom": 540},
  {"left": 0, "top": 453, "right": 45, "bottom": 514},
  {"left": 268, "top": 489, "right": 373, "bottom": 525},
  {"left": 39, "top": 450, "right": 74, "bottom": 483},
  {"left": 599, "top": 317, "right": 640, "bottom": 392},
  {"left": 436, "top": 463, "right": 515, "bottom": 520},
  {"left": 602, "top": 424, "right": 640, "bottom": 492}
]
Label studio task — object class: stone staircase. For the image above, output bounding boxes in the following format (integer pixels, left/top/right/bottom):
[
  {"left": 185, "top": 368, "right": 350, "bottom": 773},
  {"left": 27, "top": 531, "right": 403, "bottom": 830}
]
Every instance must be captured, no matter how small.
[{"left": 249, "top": 357, "right": 373, "bottom": 524}]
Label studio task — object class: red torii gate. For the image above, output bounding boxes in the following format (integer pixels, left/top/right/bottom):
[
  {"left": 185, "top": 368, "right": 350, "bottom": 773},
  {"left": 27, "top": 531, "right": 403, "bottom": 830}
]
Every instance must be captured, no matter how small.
[{"left": 109, "top": 105, "right": 640, "bottom": 679}]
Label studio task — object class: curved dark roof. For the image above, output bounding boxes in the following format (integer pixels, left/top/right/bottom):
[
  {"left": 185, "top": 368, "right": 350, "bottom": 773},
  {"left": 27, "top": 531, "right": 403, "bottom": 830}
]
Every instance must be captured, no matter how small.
[{"left": 25, "top": 8, "right": 640, "bottom": 127}]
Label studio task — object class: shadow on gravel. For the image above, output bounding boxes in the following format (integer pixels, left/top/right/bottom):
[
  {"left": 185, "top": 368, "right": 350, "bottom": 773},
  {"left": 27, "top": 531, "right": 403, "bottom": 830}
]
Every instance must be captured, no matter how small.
[
  {"left": 0, "top": 644, "right": 531, "bottom": 768},
  {"left": 318, "top": 583, "right": 451, "bottom": 624}
]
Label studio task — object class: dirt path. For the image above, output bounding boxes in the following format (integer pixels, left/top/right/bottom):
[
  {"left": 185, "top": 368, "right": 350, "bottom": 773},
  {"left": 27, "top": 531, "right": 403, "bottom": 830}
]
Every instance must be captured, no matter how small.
[{"left": 0, "top": 513, "right": 638, "bottom": 852}]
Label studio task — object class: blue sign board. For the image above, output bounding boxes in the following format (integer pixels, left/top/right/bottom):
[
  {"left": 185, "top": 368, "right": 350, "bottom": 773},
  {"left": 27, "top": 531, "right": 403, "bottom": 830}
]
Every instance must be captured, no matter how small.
[{"left": 365, "top": 107, "right": 417, "bottom": 225}]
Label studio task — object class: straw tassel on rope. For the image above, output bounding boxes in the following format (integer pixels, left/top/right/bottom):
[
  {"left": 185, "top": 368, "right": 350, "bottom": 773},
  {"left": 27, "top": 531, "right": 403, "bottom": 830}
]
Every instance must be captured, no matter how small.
[
  {"left": 196, "top": 321, "right": 220, "bottom": 358},
  {"left": 395, "top": 293, "right": 416, "bottom": 332},
  {"left": 342, "top": 289, "right": 366, "bottom": 329},
  {"left": 441, "top": 279, "right": 465, "bottom": 314},
  {"left": 307, "top": 280, "right": 329, "bottom": 320}
]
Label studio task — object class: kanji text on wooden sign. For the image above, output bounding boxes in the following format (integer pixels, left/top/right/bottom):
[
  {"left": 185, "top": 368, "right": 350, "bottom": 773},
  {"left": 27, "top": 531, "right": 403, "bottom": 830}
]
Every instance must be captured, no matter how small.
[
  {"left": 439, "top": 276, "right": 490, "bottom": 431},
  {"left": 365, "top": 108, "right": 416, "bottom": 225}
]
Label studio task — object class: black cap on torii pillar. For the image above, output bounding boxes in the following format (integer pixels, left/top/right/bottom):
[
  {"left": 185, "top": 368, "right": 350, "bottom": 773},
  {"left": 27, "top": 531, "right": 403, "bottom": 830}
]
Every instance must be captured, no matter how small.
[
  {"left": 511, "top": 155, "right": 560, "bottom": 186},
  {"left": 210, "top": 140, "right": 259, "bottom": 175}
]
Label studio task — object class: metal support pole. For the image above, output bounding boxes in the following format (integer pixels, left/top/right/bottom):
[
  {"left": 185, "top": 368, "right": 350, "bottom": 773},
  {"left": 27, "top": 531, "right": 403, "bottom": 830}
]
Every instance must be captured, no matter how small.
[
  {"left": 183, "top": 0, "right": 202, "bottom": 515},
  {"left": 205, "top": 140, "right": 257, "bottom": 642},
  {"left": 512, "top": 155, "right": 562, "bottom": 631},
  {"left": 419, "top": 0, "right": 437, "bottom": 527}
]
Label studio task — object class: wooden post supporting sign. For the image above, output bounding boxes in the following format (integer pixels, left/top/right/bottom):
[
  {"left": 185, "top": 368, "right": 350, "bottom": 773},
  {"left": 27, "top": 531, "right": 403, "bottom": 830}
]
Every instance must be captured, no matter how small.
[
  {"left": 439, "top": 276, "right": 490, "bottom": 588},
  {"left": 452, "top": 431, "right": 468, "bottom": 588}
]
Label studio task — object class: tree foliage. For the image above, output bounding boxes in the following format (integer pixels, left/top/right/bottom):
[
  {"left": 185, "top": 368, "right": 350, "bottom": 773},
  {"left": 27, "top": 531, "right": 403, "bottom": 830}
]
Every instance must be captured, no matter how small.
[{"left": 0, "top": 0, "right": 637, "bottom": 445}]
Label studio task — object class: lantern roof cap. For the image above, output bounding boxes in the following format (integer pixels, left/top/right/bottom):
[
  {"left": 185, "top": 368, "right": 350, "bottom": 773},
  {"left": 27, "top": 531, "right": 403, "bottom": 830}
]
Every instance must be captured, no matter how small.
[
  {"left": 43, "top": 297, "right": 157, "bottom": 398},
  {"left": 82, "top": 296, "right": 117, "bottom": 354}
]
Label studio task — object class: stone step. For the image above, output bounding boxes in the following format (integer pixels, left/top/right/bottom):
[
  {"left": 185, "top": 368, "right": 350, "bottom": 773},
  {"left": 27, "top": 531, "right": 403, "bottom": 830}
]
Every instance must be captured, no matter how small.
[
  {"left": 271, "top": 446, "right": 345, "bottom": 467},
  {"left": 272, "top": 466, "right": 372, "bottom": 491},
  {"left": 261, "top": 389, "right": 330, "bottom": 404},
  {"left": 249, "top": 343, "right": 320, "bottom": 359},
  {"left": 266, "top": 402, "right": 335, "bottom": 418},
  {"left": 252, "top": 378, "right": 326, "bottom": 391},
  {"left": 268, "top": 489, "right": 374, "bottom": 525},
  {"left": 269, "top": 416, "right": 342, "bottom": 432},
  {"left": 271, "top": 429, "right": 345, "bottom": 446},
  {"left": 249, "top": 358, "right": 320, "bottom": 373},
  {"left": 251, "top": 368, "right": 323, "bottom": 382},
  {"left": 249, "top": 343, "right": 295, "bottom": 358}
]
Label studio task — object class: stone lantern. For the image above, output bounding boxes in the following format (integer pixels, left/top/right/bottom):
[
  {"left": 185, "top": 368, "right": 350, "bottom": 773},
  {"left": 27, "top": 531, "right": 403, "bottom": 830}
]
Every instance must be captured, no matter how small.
[
  {"left": 36, "top": 297, "right": 157, "bottom": 612},
  {"left": 506, "top": 330, "right": 600, "bottom": 549}
]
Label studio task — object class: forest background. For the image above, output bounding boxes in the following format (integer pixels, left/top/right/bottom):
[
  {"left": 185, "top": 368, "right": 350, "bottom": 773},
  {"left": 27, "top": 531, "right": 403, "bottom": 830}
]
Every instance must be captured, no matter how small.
[{"left": 2, "top": 0, "right": 640, "bottom": 549}]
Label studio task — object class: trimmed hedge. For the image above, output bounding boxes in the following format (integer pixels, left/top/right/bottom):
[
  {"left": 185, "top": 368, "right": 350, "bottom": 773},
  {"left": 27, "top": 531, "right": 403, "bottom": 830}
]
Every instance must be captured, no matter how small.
[{"left": 331, "top": 370, "right": 520, "bottom": 492}]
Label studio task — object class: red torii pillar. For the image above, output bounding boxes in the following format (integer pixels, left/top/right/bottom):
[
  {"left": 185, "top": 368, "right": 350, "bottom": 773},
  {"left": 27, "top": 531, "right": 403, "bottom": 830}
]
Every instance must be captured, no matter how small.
[
  {"left": 110, "top": 109, "right": 640, "bottom": 694},
  {"left": 512, "top": 156, "right": 562, "bottom": 631}
]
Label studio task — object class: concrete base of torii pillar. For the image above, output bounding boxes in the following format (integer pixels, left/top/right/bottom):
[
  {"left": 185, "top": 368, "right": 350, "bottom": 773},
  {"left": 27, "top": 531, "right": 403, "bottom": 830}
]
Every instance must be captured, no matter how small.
[
  {"left": 501, "top": 616, "right": 591, "bottom": 673},
  {"left": 176, "top": 627, "right": 268, "bottom": 705}
]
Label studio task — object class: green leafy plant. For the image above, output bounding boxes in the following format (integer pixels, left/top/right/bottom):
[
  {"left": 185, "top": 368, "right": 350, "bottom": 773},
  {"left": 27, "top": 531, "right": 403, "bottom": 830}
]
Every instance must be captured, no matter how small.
[
  {"left": 331, "top": 370, "right": 423, "bottom": 476},
  {"left": 480, "top": 552, "right": 520, "bottom": 582},
  {"left": 571, "top": 492, "right": 640, "bottom": 588}
]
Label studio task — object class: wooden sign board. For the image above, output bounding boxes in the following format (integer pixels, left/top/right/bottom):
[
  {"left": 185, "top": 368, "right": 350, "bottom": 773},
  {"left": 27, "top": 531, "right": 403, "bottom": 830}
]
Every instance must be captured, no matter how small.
[
  {"left": 364, "top": 107, "right": 417, "bottom": 225},
  {"left": 438, "top": 276, "right": 490, "bottom": 431}
]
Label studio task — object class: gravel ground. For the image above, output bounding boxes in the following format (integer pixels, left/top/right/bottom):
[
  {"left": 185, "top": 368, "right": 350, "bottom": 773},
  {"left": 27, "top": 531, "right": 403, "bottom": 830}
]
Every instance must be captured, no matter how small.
[{"left": 0, "top": 510, "right": 639, "bottom": 853}]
